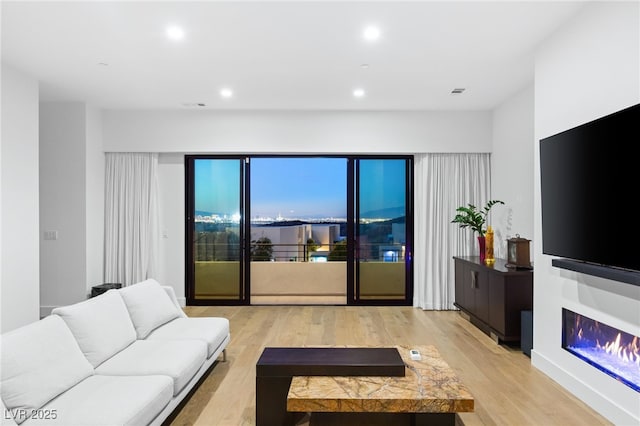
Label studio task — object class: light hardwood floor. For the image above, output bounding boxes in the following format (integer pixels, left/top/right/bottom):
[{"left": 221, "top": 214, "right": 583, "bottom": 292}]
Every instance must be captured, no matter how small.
[{"left": 169, "top": 306, "right": 611, "bottom": 426}]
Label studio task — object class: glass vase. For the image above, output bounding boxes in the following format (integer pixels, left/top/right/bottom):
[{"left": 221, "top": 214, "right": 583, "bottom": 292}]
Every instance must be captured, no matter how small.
[
  {"left": 477, "top": 236, "right": 486, "bottom": 263},
  {"left": 485, "top": 228, "right": 495, "bottom": 265}
]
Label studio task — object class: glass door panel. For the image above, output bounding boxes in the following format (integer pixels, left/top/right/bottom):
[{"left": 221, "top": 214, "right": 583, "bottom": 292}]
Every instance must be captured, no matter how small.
[
  {"left": 187, "top": 157, "right": 246, "bottom": 303},
  {"left": 355, "top": 159, "right": 409, "bottom": 301}
]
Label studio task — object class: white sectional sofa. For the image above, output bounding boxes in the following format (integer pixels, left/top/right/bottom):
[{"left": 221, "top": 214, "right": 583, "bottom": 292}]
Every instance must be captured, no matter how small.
[{"left": 0, "top": 279, "right": 230, "bottom": 426}]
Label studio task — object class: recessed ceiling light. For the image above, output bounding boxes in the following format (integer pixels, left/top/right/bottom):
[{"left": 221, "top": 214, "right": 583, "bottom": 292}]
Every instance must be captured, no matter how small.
[
  {"left": 353, "top": 88, "right": 366, "bottom": 98},
  {"left": 166, "top": 25, "right": 185, "bottom": 41},
  {"left": 360, "top": 64, "right": 370, "bottom": 69},
  {"left": 363, "top": 25, "right": 381, "bottom": 41},
  {"left": 220, "top": 88, "right": 234, "bottom": 99}
]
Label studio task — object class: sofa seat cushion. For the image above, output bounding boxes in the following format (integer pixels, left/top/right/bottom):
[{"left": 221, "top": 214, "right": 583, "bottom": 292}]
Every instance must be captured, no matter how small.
[
  {"left": 0, "top": 316, "right": 94, "bottom": 425},
  {"left": 119, "top": 279, "right": 182, "bottom": 339},
  {"left": 146, "top": 317, "right": 230, "bottom": 359},
  {"left": 94, "top": 340, "right": 206, "bottom": 396},
  {"left": 21, "top": 375, "right": 173, "bottom": 426},
  {"left": 51, "top": 291, "right": 137, "bottom": 368}
]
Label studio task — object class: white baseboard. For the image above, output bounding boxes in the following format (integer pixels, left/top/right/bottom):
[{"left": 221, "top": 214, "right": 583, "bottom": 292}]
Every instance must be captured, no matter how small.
[
  {"left": 531, "top": 350, "right": 639, "bottom": 425},
  {"left": 40, "top": 305, "right": 58, "bottom": 318}
]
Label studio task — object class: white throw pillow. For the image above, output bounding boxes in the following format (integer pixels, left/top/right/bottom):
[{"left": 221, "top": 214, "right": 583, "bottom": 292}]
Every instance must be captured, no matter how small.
[
  {"left": 119, "top": 279, "right": 181, "bottom": 339},
  {"left": 0, "top": 316, "right": 94, "bottom": 424},
  {"left": 52, "top": 290, "right": 137, "bottom": 367}
]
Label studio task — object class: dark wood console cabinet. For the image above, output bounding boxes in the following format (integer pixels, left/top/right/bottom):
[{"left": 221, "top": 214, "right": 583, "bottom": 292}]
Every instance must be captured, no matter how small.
[{"left": 453, "top": 256, "right": 533, "bottom": 343}]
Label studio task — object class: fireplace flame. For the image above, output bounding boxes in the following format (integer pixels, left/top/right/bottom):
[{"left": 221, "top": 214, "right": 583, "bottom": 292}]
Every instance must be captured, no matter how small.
[
  {"left": 599, "top": 333, "right": 640, "bottom": 367},
  {"left": 566, "top": 309, "right": 640, "bottom": 391}
]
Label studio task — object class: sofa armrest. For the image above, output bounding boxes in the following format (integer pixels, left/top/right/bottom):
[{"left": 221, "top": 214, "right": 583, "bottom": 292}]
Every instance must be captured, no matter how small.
[
  {"left": 1, "top": 398, "right": 19, "bottom": 426},
  {"left": 161, "top": 286, "right": 188, "bottom": 318}
]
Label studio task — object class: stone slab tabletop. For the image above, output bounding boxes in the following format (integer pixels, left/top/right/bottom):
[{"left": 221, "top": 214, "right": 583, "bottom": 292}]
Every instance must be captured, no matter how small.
[{"left": 286, "top": 345, "right": 474, "bottom": 414}]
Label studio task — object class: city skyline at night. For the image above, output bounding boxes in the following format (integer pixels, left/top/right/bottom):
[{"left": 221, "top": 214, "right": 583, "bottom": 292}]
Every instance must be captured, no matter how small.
[{"left": 195, "top": 157, "right": 406, "bottom": 222}]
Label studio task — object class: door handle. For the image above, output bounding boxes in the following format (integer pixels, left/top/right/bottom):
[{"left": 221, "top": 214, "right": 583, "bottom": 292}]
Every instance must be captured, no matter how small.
[{"left": 470, "top": 271, "right": 478, "bottom": 289}]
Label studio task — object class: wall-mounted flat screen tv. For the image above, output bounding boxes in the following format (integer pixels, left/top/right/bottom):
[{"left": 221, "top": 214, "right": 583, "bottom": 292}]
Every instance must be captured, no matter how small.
[{"left": 539, "top": 103, "right": 640, "bottom": 273}]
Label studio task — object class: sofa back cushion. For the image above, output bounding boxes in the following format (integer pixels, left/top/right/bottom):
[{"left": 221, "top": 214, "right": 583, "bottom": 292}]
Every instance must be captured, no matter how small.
[
  {"left": 0, "top": 316, "right": 94, "bottom": 424},
  {"left": 119, "top": 279, "right": 181, "bottom": 339},
  {"left": 52, "top": 290, "right": 137, "bottom": 367}
]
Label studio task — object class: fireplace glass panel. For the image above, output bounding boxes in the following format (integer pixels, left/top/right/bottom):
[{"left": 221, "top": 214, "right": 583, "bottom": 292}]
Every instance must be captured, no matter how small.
[{"left": 562, "top": 308, "right": 639, "bottom": 392}]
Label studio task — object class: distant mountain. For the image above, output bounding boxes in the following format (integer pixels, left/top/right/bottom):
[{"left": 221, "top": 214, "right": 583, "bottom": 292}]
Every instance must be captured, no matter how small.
[
  {"left": 360, "top": 206, "right": 405, "bottom": 219},
  {"left": 197, "top": 207, "right": 405, "bottom": 221},
  {"left": 259, "top": 220, "right": 308, "bottom": 227}
]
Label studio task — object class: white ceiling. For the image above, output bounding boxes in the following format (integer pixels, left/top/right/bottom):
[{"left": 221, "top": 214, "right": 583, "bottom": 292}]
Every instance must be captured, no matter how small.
[{"left": 1, "top": 1, "right": 587, "bottom": 111}]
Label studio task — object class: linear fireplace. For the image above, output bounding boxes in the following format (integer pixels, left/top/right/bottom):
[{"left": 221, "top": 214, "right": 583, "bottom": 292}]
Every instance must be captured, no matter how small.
[{"left": 562, "top": 309, "right": 639, "bottom": 392}]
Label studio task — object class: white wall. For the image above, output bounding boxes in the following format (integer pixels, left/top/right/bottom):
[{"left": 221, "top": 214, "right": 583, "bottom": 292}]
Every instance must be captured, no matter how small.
[
  {"left": 490, "top": 85, "right": 534, "bottom": 260},
  {"left": 85, "top": 106, "right": 105, "bottom": 290},
  {"left": 39, "top": 103, "right": 88, "bottom": 312},
  {"left": 39, "top": 103, "right": 104, "bottom": 314},
  {"left": 533, "top": 2, "right": 640, "bottom": 425},
  {"left": 103, "top": 110, "right": 492, "bottom": 153},
  {"left": 1, "top": 64, "right": 40, "bottom": 332},
  {"left": 157, "top": 153, "right": 185, "bottom": 304}
]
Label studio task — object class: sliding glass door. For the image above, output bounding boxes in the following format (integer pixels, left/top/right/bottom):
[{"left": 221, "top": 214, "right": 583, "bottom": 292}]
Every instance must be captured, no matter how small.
[
  {"left": 186, "top": 157, "right": 248, "bottom": 304},
  {"left": 185, "top": 155, "right": 412, "bottom": 306}
]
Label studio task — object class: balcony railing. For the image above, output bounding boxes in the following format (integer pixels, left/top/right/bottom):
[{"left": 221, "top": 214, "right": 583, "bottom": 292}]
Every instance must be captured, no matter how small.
[{"left": 193, "top": 242, "right": 405, "bottom": 263}]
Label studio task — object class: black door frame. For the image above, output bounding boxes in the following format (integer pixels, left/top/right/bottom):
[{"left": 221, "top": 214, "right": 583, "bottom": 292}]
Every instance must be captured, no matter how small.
[
  {"left": 185, "top": 155, "right": 250, "bottom": 306},
  {"left": 349, "top": 156, "right": 414, "bottom": 306},
  {"left": 185, "top": 154, "right": 413, "bottom": 306}
]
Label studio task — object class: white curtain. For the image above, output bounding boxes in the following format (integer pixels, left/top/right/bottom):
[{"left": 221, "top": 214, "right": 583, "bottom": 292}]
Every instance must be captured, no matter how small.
[
  {"left": 104, "top": 153, "right": 159, "bottom": 286},
  {"left": 414, "top": 153, "right": 491, "bottom": 310}
]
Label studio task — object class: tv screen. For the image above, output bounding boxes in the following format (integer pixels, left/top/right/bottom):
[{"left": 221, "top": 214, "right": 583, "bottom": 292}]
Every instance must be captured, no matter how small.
[{"left": 539, "top": 103, "right": 640, "bottom": 273}]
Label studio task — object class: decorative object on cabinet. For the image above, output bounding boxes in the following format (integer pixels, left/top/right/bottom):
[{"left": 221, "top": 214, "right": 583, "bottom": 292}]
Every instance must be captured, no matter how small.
[
  {"left": 485, "top": 225, "right": 495, "bottom": 265},
  {"left": 451, "top": 200, "right": 504, "bottom": 262},
  {"left": 506, "top": 235, "right": 532, "bottom": 269},
  {"left": 477, "top": 235, "right": 487, "bottom": 263}
]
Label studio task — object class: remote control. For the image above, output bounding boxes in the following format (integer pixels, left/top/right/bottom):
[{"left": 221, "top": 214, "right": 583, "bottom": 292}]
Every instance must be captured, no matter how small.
[{"left": 409, "top": 349, "right": 421, "bottom": 360}]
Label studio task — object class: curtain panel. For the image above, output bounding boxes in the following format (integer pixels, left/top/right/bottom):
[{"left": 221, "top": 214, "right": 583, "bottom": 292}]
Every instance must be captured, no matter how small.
[
  {"left": 414, "top": 153, "right": 491, "bottom": 310},
  {"left": 104, "top": 153, "right": 159, "bottom": 286}
]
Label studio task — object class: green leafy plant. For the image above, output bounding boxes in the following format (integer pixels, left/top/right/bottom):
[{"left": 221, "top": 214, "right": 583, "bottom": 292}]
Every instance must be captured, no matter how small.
[
  {"left": 451, "top": 200, "right": 504, "bottom": 237},
  {"left": 327, "top": 240, "right": 347, "bottom": 261},
  {"left": 251, "top": 237, "right": 273, "bottom": 261},
  {"left": 306, "top": 238, "right": 319, "bottom": 253}
]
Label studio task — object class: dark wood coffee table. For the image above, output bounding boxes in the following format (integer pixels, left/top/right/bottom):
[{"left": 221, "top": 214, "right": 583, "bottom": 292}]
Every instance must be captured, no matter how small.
[{"left": 255, "top": 347, "right": 405, "bottom": 426}]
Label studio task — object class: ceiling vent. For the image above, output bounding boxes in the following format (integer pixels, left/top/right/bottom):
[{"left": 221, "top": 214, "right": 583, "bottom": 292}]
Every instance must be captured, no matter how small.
[
  {"left": 451, "top": 88, "right": 466, "bottom": 95},
  {"left": 182, "top": 103, "right": 206, "bottom": 107}
]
